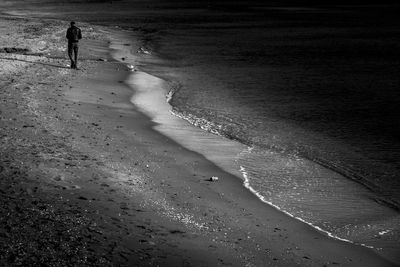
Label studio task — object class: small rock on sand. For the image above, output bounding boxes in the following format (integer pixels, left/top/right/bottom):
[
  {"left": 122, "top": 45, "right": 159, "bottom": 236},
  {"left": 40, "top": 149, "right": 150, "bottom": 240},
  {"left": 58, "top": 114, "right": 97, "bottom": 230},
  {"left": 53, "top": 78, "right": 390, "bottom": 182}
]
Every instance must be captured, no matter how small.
[{"left": 209, "top": 176, "right": 219, "bottom": 182}]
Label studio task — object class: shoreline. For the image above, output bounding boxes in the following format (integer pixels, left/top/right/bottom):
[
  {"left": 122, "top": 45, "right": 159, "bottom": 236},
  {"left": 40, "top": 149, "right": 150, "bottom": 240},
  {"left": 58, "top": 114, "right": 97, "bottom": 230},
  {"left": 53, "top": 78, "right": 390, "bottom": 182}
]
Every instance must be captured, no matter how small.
[
  {"left": 0, "top": 14, "right": 398, "bottom": 266},
  {"left": 114, "top": 25, "right": 399, "bottom": 262},
  {"left": 116, "top": 36, "right": 372, "bottom": 249},
  {"left": 87, "top": 21, "right": 399, "bottom": 265}
]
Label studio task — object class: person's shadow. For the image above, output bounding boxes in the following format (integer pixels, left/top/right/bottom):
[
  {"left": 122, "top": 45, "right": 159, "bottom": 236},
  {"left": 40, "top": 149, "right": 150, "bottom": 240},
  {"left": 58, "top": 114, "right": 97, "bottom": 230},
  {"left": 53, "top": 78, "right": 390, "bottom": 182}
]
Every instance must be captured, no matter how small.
[{"left": 0, "top": 55, "right": 70, "bottom": 69}]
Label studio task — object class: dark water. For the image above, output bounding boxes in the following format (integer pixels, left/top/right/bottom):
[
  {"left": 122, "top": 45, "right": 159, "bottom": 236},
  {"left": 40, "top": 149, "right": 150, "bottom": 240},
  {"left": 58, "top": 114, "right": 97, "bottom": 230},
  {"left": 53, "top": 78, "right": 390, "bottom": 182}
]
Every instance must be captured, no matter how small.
[
  {"left": 132, "top": 3, "right": 400, "bottom": 261},
  {"left": 3, "top": 0, "right": 400, "bottom": 262}
]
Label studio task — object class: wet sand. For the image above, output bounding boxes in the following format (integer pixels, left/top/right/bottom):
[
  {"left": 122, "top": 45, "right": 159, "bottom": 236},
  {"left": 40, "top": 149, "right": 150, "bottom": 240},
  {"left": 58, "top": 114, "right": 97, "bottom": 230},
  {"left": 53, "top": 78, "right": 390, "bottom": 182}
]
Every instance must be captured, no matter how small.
[{"left": 0, "top": 12, "right": 397, "bottom": 267}]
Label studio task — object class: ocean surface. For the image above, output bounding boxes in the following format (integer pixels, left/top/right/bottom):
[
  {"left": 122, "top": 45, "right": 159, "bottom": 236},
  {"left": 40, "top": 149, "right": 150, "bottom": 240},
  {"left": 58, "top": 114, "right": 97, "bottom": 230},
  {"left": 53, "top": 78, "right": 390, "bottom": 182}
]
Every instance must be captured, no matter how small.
[
  {"left": 127, "top": 3, "right": 400, "bottom": 262},
  {"left": 3, "top": 0, "right": 399, "bottom": 262}
]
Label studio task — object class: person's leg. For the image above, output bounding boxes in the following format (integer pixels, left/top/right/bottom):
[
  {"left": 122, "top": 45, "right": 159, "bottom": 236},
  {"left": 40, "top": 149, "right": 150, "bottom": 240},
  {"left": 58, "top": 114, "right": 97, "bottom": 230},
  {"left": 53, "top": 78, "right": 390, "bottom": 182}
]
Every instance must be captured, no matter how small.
[
  {"left": 73, "top": 44, "right": 79, "bottom": 69},
  {"left": 68, "top": 43, "right": 75, "bottom": 68}
]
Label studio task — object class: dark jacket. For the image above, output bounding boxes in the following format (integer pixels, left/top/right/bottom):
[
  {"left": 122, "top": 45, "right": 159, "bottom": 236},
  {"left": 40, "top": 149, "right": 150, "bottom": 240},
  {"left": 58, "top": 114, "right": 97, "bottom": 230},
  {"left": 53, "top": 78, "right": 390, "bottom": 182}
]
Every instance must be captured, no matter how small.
[{"left": 66, "top": 26, "right": 82, "bottom": 43}]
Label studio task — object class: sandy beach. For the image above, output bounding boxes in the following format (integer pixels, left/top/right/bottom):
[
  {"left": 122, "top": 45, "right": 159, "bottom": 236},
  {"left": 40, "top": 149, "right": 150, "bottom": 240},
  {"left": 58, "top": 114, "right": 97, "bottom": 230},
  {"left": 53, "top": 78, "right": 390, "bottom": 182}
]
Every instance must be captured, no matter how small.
[{"left": 0, "top": 5, "right": 398, "bottom": 267}]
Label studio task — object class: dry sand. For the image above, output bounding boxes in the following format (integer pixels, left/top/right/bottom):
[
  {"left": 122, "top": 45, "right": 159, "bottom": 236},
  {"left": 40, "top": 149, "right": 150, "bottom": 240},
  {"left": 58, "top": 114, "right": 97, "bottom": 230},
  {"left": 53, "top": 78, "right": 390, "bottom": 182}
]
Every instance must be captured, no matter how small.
[{"left": 0, "top": 15, "right": 397, "bottom": 266}]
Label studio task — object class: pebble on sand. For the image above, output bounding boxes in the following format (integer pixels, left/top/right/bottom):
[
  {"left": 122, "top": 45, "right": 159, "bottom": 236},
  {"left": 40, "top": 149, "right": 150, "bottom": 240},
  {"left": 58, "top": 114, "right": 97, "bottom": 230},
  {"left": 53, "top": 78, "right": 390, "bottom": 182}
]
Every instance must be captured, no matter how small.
[{"left": 209, "top": 176, "right": 219, "bottom": 182}]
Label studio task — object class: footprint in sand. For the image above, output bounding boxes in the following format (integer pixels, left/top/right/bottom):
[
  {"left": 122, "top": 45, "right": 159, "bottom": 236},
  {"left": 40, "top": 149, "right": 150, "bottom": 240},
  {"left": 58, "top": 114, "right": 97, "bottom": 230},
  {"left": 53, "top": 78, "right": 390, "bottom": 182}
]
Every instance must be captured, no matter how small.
[
  {"left": 62, "top": 184, "right": 81, "bottom": 190},
  {"left": 53, "top": 174, "right": 64, "bottom": 181}
]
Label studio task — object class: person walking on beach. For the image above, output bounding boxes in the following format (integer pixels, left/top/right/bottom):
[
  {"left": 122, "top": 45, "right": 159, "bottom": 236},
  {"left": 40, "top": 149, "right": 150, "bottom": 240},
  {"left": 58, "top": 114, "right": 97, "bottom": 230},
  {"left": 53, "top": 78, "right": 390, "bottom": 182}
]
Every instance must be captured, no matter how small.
[{"left": 66, "top": 21, "right": 82, "bottom": 69}]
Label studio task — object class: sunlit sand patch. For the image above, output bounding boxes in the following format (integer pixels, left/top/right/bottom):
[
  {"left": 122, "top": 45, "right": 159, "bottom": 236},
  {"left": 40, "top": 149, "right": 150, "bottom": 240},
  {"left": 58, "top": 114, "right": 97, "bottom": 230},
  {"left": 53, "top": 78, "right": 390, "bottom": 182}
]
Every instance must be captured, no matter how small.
[
  {"left": 149, "top": 196, "right": 209, "bottom": 231},
  {"left": 0, "top": 57, "right": 28, "bottom": 74},
  {"left": 101, "top": 167, "right": 146, "bottom": 192},
  {"left": 100, "top": 166, "right": 211, "bottom": 231}
]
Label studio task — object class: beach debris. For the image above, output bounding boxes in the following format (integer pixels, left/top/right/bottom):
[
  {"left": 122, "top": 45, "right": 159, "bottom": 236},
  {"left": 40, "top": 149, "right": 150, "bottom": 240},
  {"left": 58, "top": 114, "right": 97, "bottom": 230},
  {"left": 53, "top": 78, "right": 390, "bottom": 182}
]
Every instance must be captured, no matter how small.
[
  {"left": 121, "top": 57, "right": 125, "bottom": 61},
  {"left": 137, "top": 47, "right": 151, "bottom": 55},
  {"left": 97, "top": 58, "right": 107, "bottom": 62},
  {"left": 169, "top": 229, "right": 186, "bottom": 234},
  {"left": 209, "top": 176, "right": 219, "bottom": 182},
  {"left": 126, "top": 64, "right": 135, "bottom": 71},
  {"left": 1, "top": 47, "right": 30, "bottom": 54},
  {"left": 379, "top": 230, "right": 391, "bottom": 236}
]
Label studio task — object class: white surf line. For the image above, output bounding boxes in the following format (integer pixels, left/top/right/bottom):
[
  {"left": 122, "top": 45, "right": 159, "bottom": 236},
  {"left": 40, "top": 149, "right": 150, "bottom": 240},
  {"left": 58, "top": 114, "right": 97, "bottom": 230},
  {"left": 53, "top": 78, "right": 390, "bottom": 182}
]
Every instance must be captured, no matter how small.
[
  {"left": 164, "top": 77, "right": 377, "bottom": 250},
  {"left": 106, "top": 30, "right": 377, "bottom": 251},
  {"left": 238, "top": 160, "right": 375, "bottom": 249},
  {"left": 169, "top": 91, "right": 378, "bottom": 250}
]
